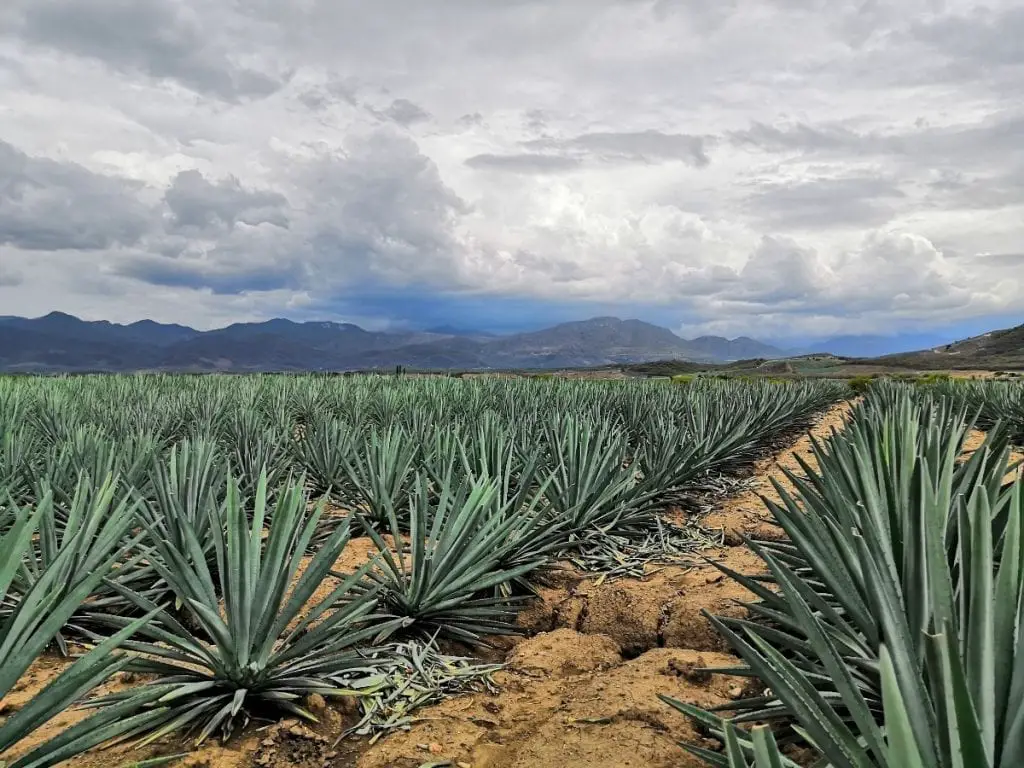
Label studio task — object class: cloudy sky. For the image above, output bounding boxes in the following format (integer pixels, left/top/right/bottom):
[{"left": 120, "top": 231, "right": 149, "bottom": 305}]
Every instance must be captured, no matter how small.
[{"left": 1, "top": 0, "right": 1021, "bottom": 348}]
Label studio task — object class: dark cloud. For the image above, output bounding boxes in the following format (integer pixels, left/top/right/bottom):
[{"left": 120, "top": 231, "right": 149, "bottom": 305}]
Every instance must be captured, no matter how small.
[
  {"left": 12, "top": 0, "right": 284, "bottom": 100},
  {"left": 113, "top": 254, "right": 303, "bottom": 296},
  {"left": 922, "top": 163, "right": 1024, "bottom": 212},
  {"left": 738, "top": 236, "right": 826, "bottom": 303},
  {"left": 300, "top": 132, "right": 471, "bottom": 286},
  {"left": 0, "top": 140, "right": 152, "bottom": 251},
  {"left": 732, "top": 112, "right": 1024, "bottom": 167},
  {"left": 457, "top": 113, "right": 485, "bottom": 128},
  {"left": 108, "top": 130, "right": 472, "bottom": 298},
  {"left": 730, "top": 121, "right": 870, "bottom": 154},
  {"left": 379, "top": 98, "right": 431, "bottom": 126},
  {"left": 522, "top": 110, "right": 549, "bottom": 132},
  {"left": 743, "top": 175, "right": 905, "bottom": 229},
  {"left": 163, "top": 170, "right": 289, "bottom": 234},
  {"left": 523, "top": 130, "right": 712, "bottom": 167},
  {"left": 298, "top": 79, "right": 360, "bottom": 111},
  {"left": 733, "top": 111, "right": 1024, "bottom": 220},
  {"left": 465, "top": 153, "right": 582, "bottom": 173}
]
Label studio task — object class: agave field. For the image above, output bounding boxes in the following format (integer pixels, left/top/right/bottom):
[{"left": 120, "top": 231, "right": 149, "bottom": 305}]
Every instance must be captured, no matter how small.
[{"left": 0, "top": 374, "right": 1021, "bottom": 768}]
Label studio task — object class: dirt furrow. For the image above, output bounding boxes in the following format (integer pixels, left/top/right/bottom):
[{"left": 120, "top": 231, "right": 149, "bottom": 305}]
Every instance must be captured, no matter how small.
[{"left": 355, "top": 401, "right": 856, "bottom": 768}]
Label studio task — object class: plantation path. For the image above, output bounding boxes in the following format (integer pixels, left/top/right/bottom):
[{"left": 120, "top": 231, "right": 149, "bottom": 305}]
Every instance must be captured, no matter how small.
[
  {"left": 1, "top": 401, "right": 854, "bottom": 768},
  {"left": 355, "top": 400, "right": 856, "bottom": 768}
]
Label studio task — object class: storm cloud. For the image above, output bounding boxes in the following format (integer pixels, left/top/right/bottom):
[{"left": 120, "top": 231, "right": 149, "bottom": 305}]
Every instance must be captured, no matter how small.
[{"left": 0, "top": 0, "right": 1020, "bottom": 339}]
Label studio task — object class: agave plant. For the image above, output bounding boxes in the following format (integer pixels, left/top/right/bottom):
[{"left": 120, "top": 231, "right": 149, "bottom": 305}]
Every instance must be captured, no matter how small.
[
  {"left": 341, "top": 425, "right": 419, "bottom": 527},
  {"left": 221, "top": 410, "right": 293, "bottom": 502},
  {"left": 437, "top": 440, "right": 562, "bottom": 579},
  {"left": 541, "top": 415, "right": 655, "bottom": 538},
  {"left": 0, "top": 426, "right": 40, "bottom": 507},
  {"left": 457, "top": 414, "right": 548, "bottom": 512},
  {"left": 359, "top": 473, "right": 546, "bottom": 644},
  {"left": 633, "top": 414, "right": 715, "bottom": 507},
  {"left": 2, "top": 475, "right": 147, "bottom": 654},
  {"left": 87, "top": 473, "right": 398, "bottom": 747},
  {"left": 291, "top": 417, "right": 356, "bottom": 500},
  {"left": 0, "top": 487, "right": 158, "bottom": 768},
  {"left": 37, "top": 426, "right": 118, "bottom": 507},
  {"left": 139, "top": 438, "right": 226, "bottom": 570},
  {"left": 669, "top": 392, "right": 1024, "bottom": 768},
  {"left": 659, "top": 699, "right": 801, "bottom": 768}
]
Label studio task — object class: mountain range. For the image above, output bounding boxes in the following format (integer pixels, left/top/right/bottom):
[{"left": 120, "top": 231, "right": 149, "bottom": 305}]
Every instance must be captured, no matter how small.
[{"left": 0, "top": 313, "right": 785, "bottom": 372}]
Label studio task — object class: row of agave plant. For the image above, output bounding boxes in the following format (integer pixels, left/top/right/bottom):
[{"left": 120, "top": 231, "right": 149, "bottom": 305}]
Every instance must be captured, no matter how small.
[
  {"left": 923, "top": 378, "right": 1024, "bottom": 445},
  {"left": 0, "top": 375, "right": 844, "bottom": 512},
  {"left": 0, "top": 375, "right": 844, "bottom": 767},
  {"left": 667, "top": 379, "right": 1024, "bottom": 768}
]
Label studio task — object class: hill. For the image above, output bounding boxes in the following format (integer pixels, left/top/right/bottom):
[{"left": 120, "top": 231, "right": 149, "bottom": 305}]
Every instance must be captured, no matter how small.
[
  {"left": 869, "top": 323, "right": 1024, "bottom": 371},
  {"left": 0, "top": 313, "right": 785, "bottom": 373}
]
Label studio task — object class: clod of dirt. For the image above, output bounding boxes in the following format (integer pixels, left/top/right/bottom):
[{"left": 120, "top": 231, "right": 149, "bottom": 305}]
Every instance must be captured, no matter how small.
[
  {"left": 660, "top": 588, "right": 748, "bottom": 652},
  {"left": 507, "top": 630, "right": 621, "bottom": 678},
  {"left": 666, "top": 656, "right": 713, "bottom": 685},
  {"left": 516, "top": 586, "right": 567, "bottom": 633},
  {"left": 252, "top": 722, "right": 335, "bottom": 768},
  {"left": 573, "top": 583, "right": 664, "bottom": 656},
  {"left": 304, "top": 693, "right": 328, "bottom": 715},
  {"left": 532, "top": 563, "right": 586, "bottom": 590}
]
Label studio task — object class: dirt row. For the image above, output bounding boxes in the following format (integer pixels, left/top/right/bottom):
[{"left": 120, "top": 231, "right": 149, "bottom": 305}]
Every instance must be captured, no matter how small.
[
  {"left": 347, "top": 402, "right": 856, "bottom": 768},
  {"left": 3, "top": 403, "right": 857, "bottom": 768}
]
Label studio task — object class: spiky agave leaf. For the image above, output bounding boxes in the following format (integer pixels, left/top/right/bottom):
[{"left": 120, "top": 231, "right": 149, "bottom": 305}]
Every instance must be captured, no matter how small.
[
  {"left": 675, "top": 390, "right": 1024, "bottom": 768},
  {"left": 2, "top": 475, "right": 146, "bottom": 653},
  {"left": 341, "top": 425, "right": 419, "bottom": 527},
  {"left": 633, "top": 414, "right": 716, "bottom": 507},
  {"left": 0, "top": 492, "right": 159, "bottom": 768},
  {"left": 660, "top": 696, "right": 801, "bottom": 768},
  {"left": 220, "top": 410, "right": 292, "bottom": 503},
  {"left": 291, "top": 417, "right": 356, "bottom": 501},
  {"left": 457, "top": 414, "right": 548, "bottom": 513},
  {"left": 86, "top": 472, "right": 399, "bottom": 747},
  {"left": 139, "top": 438, "right": 226, "bottom": 570},
  {"left": 359, "top": 473, "right": 546, "bottom": 645},
  {"left": 0, "top": 425, "right": 41, "bottom": 507},
  {"left": 37, "top": 426, "right": 118, "bottom": 508},
  {"left": 540, "top": 415, "right": 655, "bottom": 538},
  {"left": 433, "top": 438, "right": 562, "bottom": 581}
]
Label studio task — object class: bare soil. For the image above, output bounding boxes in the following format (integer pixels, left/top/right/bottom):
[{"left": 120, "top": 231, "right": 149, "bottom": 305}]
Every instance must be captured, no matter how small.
[
  {"left": 1, "top": 401, "right": 855, "bottom": 768},
  {"left": 961, "top": 429, "right": 1023, "bottom": 483},
  {"left": 356, "top": 636, "right": 743, "bottom": 768}
]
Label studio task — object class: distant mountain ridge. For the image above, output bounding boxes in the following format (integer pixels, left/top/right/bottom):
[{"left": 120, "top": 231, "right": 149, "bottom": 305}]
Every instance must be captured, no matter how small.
[{"left": 0, "top": 312, "right": 784, "bottom": 372}]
